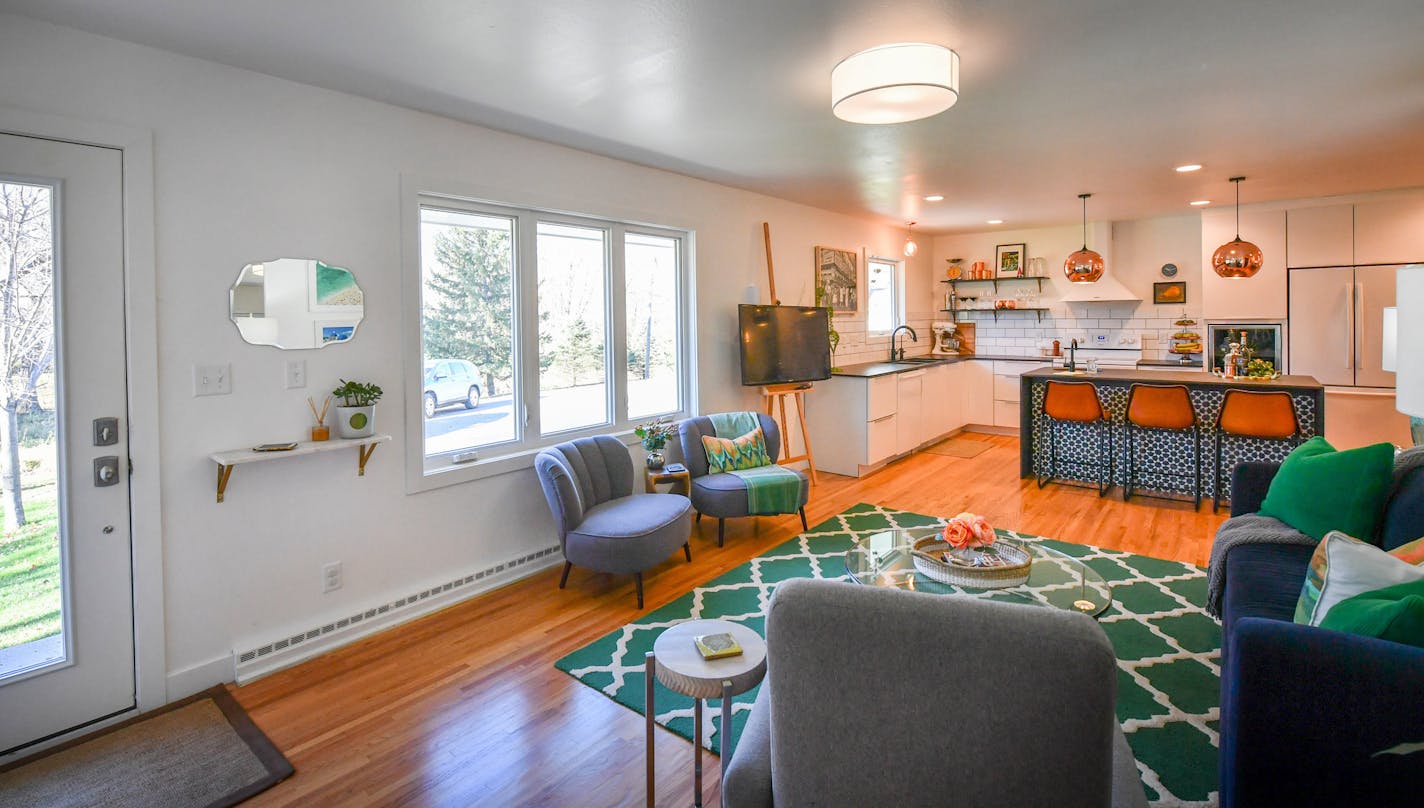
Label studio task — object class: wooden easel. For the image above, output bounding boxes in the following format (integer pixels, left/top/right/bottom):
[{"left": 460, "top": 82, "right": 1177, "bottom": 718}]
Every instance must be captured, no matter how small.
[{"left": 761, "top": 222, "right": 819, "bottom": 485}]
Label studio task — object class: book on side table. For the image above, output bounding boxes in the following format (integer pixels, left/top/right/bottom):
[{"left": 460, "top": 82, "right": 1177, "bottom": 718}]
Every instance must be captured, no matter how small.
[{"left": 694, "top": 632, "right": 743, "bottom": 660}]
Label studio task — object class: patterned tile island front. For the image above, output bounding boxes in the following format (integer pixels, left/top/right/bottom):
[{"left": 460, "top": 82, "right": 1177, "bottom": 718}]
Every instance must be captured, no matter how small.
[{"left": 1018, "top": 368, "right": 1326, "bottom": 502}]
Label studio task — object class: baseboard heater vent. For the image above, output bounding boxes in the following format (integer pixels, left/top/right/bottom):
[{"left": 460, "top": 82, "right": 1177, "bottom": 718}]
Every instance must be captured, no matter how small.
[{"left": 233, "top": 545, "right": 561, "bottom": 682}]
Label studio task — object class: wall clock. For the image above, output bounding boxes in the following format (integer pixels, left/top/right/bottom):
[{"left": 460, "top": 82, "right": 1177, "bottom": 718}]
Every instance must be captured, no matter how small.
[{"left": 1161, "top": 263, "right": 1178, "bottom": 278}]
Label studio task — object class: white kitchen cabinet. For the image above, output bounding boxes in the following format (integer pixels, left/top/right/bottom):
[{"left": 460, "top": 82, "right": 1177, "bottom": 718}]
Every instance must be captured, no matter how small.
[
  {"left": 991, "top": 360, "right": 1049, "bottom": 428},
  {"left": 895, "top": 371, "right": 925, "bottom": 455},
  {"left": 936, "top": 361, "right": 966, "bottom": 435},
  {"left": 1355, "top": 196, "right": 1424, "bottom": 266},
  {"left": 867, "top": 413, "right": 897, "bottom": 465},
  {"left": 1201, "top": 207, "right": 1287, "bottom": 320},
  {"left": 1286, "top": 204, "right": 1354, "bottom": 268},
  {"left": 962, "top": 360, "right": 995, "bottom": 426},
  {"left": 867, "top": 375, "right": 896, "bottom": 421}
]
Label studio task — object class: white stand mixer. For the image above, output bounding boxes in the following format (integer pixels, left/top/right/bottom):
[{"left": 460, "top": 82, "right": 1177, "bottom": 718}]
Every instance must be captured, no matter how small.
[{"left": 930, "top": 321, "right": 961, "bottom": 356}]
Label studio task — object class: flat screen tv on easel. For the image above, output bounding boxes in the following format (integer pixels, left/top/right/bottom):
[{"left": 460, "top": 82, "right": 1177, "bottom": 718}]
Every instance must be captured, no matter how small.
[{"left": 738, "top": 304, "right": 832, "bottom": 386}]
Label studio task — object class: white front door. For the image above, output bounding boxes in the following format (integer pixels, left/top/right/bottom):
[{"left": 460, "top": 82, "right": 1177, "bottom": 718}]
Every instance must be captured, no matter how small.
[{"left": 0, "top": 132, "right": 134, "bottom": 754}]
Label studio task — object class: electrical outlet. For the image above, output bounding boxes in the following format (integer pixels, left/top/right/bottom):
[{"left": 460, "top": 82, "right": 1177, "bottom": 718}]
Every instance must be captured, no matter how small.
[
  {"left": 285, "top": 359, "right": 307, "bottom": 389},
  {"left": 322, "top": 561, "right": 342, "bottom": 593},
  {"left": 193, "top": 363, "right": 232, "bottom": 396}
]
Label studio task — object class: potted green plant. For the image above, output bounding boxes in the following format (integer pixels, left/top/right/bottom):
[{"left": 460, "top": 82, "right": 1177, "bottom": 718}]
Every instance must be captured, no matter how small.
[
  {"left": 332, "top": 379, "right": 383, "bottom": 439},
  {"left": 634, "top": 417, "right": 675, "bottom": 469}
]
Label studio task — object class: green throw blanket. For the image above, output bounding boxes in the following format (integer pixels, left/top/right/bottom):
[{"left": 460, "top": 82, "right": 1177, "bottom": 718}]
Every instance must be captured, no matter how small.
[{"left": 708, "top": 411, "right": 801, "bottom": 515}]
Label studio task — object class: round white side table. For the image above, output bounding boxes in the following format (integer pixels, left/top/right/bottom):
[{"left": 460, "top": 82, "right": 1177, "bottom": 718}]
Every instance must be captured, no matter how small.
[{"left": 645, "top": 619, "right": 767, "bottom": 807}]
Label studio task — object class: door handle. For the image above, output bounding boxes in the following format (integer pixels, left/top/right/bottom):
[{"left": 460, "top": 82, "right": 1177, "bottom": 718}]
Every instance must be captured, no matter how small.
[
  {"left": 94, "top": 456, "right": 120, "bottom": 487},
  {"left": 1355, "top": 281, "right": 1365, "bottom": 370},
  {"left": 1343, "top": 282, "right": 1353, "bottom": 370}
]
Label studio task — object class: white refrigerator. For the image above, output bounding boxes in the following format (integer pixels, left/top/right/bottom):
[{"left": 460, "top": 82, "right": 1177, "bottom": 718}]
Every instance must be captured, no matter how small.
[{"left": 1287, "top": 264, "right": 1398, "bottom": 388}]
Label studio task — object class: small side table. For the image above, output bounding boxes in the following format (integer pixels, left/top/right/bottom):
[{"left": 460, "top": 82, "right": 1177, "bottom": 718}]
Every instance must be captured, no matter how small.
[
  {"left": 646, "top": 619, "right": 767, "bottom": 808},
  {"left": 644, "top": 465, "right": 691, "bottom": 496}
]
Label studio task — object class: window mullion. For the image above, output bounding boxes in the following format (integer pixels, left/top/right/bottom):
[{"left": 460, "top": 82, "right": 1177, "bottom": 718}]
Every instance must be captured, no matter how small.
[
  {"left": 609, "top": 224, "right": 629, "bottom": 427},
  {"left": 517, "top": 209, "right": 541, "bottom": 439}
]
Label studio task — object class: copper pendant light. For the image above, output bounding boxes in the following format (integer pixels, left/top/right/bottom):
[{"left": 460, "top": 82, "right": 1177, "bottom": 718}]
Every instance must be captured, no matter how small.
[
  {"left": 1064, "top": 193, "right": 1104, "bottom": 283},
  {"left": 1212, "top": 177, "right": 1263, "bottom": 279}
]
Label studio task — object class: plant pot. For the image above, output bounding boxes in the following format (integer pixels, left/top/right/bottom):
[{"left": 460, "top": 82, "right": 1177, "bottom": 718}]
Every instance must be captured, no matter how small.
[{"left": 335, "top": 405, "right": 375, "bottom": 439}]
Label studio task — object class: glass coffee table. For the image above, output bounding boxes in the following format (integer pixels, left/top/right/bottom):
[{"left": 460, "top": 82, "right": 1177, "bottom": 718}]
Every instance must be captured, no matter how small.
[{"left": 843, "top": 528, "right": 1113, "bottom": 617}]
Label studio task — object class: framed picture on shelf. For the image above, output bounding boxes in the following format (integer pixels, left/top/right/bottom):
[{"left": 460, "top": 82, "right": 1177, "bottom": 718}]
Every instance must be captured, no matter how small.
[
  {"left": 1153, "top": 281, "right": 1187, "bottom": 304},
  {"left": 995, "top": 243, "right": 1026, "bottom": 278},
  {"left": 814, "top": 245, "right": 858, "bottom": 313}
]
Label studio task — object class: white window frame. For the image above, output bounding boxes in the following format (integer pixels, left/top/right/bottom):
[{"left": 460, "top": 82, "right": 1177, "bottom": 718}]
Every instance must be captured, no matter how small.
[
  {"left": 401, "top": 180, "right": 694, "bottom": 493},
  {"left": 864, "top": 255, "right": 904, "bottom": 335}
]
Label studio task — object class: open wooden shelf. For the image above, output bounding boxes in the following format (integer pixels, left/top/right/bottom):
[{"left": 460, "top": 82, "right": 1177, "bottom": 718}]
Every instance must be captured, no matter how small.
[
  {"left": 940, "top": 277, "right": 1048, "bottom": 294},
  {"left": 942, "top": 307, "right": 1050, "bottom": 322},
  {"left": 209, "top": 433, "right": 391, "bottom": 503}
]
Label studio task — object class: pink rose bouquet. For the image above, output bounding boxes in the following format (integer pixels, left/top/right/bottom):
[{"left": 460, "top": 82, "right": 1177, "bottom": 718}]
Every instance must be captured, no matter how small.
[{"left": 941, "top": 512, "right": 995, "bottom": 549}]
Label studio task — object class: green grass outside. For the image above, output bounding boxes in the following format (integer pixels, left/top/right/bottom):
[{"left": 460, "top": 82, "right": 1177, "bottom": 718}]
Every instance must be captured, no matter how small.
[{"left": 0, "top": 482, "right": 60, "bottom": 651}]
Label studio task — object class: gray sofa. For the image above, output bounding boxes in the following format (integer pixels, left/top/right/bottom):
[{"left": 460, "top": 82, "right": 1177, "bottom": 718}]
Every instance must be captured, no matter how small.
[
  {"left": 677, "top": 413, "right": 809, "bottom": 546},
  {"left": 724, "top": 578, "right": 1147, "bottom": 808},
  {"left": 533, "top": 435, "right": 691, "bottom": 608}
]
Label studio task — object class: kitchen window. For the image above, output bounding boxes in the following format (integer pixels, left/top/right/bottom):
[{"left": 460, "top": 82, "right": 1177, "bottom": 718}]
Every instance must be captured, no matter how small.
[
  {"left": 866, "top": 257, "right": 902, "bottom": 333},
  {"left": 405, "top": 190, "right": 693, "bottom": 489}
]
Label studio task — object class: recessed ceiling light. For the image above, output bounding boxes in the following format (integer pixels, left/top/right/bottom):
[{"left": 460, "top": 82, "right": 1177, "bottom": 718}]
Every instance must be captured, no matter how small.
[
  {"left": 986, "top": 219, "right": 1004, "bottom": 225},
  {"left": 1176, "top": 164, "right": 1203, "bottom": 173},
  {"left": 1189, "top": 200, "right": 1212, "bottom": 206},
  {"left": 923, "top": 194, "right": 944, "bottom": 202}
]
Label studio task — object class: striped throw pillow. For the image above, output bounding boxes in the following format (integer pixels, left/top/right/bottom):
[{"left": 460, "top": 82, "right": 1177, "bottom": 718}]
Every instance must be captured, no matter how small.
[
  {"left": 702, "top": 427, "right": 770, "bottom": 474},
  {"left": 1294, "top": 532, "right": 1424, "bottom": 626}
]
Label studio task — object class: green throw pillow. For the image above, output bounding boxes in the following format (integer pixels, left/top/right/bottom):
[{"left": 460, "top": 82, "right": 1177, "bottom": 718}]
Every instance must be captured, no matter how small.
[
  {"left": 1319, "top": 579, "right": 1424, "bottom": 649},
  {"left": 702, "top": 427, "right": 770, "bottom": 474},
  {"left": 1294, "top": 533, "right": 1424, "bottom": 625},
  {"left": 1257, "top": 436, "right": 1395, "bottom": 541}
]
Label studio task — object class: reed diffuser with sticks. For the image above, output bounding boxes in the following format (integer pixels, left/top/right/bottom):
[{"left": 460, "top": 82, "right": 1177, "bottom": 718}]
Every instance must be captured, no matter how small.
[{"left": 308, "top": 395, "right": 331, "bottom": 441}]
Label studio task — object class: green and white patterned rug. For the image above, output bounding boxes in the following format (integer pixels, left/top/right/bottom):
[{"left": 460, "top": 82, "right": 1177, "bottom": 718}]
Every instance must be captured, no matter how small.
[{"left": 556, "top": 503, "right": 1221, "bottom": 807}]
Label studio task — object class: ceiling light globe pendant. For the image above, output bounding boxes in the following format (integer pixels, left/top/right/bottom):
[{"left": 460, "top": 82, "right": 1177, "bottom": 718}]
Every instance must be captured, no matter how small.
[
  {"left": 1213, "top": 176, "right": 1263, "bottom": 279},
  {"left": 832, "top": 43, "right": 959, "bottom": 125},
  {"left": 903, "top": 221, "right": 918, "bottom": 256},
  {"left": 1064, "top": 193, "right": 1104, "bottom": 283}
]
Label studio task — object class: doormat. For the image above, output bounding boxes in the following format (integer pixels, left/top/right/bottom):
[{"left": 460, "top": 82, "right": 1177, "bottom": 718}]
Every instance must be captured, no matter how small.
[
  {"left": 556, "top": 503, "right": 1222, "bottom": 807},
  {"left": 924, "top": 438, "right": 993, "bottom": 458},
  {"left": 0, "top": 685, "right": 292, "bottom": 807}
]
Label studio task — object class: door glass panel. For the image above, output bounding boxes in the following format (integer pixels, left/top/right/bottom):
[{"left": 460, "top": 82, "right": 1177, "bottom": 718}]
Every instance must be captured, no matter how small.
[
  {"left": 625, "top": 233, "right": 680, "bottom": 419},
  {"left": 420, "top": 207, "right": 518, "bottom": 456},
  {"left": 538, "top": 222, "right": 609, "bottom": 434},
  {"left": 0, "top": 181, "right": 63, "bottom": 680}
]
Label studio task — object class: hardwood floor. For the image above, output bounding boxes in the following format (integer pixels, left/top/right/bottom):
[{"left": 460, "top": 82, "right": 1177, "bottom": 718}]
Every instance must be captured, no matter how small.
[{"left": 232, "top": 434, "right": 1226, "bottom": 807}]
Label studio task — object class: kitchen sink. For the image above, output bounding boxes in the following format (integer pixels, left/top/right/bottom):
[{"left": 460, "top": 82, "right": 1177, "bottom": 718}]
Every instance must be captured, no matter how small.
[{"left": 892, "top": 357, "right": 944, "bottom": 365}]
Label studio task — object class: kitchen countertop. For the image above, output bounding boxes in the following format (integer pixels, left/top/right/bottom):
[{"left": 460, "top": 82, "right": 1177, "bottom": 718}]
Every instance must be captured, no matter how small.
[
  {"left": 832, "top": 354, "right": 1052, "bottom": 378},
  {"left": 1021, "top": 366, "right": 1324, "bottom": 390},
  {"left": 1136, "top": 358, "right": 1201, "bottom": 368}
]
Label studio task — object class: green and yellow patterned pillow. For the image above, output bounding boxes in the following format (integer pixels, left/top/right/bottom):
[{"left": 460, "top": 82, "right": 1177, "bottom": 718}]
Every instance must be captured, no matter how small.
[
  {"left": 1295, "top": 532, "right": 1424, "bottom": 626},
  {"left": 702, "top": 427, "right": 770, "bottom": 474}
]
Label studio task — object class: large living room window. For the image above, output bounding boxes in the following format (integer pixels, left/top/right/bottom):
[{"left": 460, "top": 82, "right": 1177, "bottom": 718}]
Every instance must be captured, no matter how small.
[{"left": 409, "top": 192, "right": 692, "bottom": 487}]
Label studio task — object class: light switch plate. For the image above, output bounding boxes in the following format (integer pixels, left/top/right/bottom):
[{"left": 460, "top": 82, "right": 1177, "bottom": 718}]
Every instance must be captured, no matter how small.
[
  {"left": 285, "top": 359, "right": 306, "bottom": 389},
  {"left": 193, "top": 363, "right": 232, "bottom": 396}
]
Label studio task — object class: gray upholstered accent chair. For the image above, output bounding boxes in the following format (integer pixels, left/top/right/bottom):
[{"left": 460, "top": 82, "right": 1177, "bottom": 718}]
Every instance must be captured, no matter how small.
[
  {"left": 724, "top": 578, "right": 1148, "bottom": 808},
  {"left": 677, "top": 413, "right": 809, "bottom": 547},
  {"left": 534, "top": 435, "right": 692, "bottom": 608}
]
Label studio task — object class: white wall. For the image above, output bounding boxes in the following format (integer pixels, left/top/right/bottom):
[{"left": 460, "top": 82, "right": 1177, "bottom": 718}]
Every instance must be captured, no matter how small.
[
  {"left": 931, "top": 216, "right": 1204, "bottom": 359},
  {"left": 0, "top": 15, "right": 926, "bottom": 694}
]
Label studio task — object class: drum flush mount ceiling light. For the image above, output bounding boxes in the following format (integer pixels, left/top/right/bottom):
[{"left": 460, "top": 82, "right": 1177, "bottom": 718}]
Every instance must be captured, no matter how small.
[
  {"left": 1064, "top": 193, "right": 1104, "bottom": 283},
  {"left": 1212, "top": 176, "right": 1263, "bottom": 279},
  {"left": 831, "top": 43, "right": 960, "bottom": 124}
]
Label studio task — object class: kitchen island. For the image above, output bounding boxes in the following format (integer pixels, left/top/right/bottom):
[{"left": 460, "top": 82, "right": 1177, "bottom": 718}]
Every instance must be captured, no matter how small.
[{"left": 1018, "top": 367, "right": 1326, "bottom": 502}]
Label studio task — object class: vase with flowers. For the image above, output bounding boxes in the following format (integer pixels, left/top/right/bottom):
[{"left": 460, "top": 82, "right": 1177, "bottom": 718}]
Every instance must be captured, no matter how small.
[{"left": 634, "top": 417, "right": 675, "bottom": 469}]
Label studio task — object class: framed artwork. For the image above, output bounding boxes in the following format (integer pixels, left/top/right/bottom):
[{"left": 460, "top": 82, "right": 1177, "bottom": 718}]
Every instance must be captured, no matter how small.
[
  {"left": 309, "top": 259, "right": 364, "bottom": 312},
  {"left": 313, "top": 320, "right": 357, "bottom": 345},
  {"left": 995, "top": 243, "right": 1026, "bottom": 278},
  {"left": 1153, "top": 281, "right": 1187, "bottom": 304},
  {"left": 815, "top": 245, "right": 858, "bottom": 313}
]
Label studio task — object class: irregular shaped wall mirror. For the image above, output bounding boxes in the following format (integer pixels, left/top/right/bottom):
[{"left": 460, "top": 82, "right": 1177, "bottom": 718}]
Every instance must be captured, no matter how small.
[{"left": 230, "top": 258, "right": 364, "bottom": 349}]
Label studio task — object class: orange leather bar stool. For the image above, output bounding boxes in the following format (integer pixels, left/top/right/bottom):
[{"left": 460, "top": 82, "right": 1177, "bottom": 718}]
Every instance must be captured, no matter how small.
[
  {"left": 1213, "top": 389, "right": 1301, "bottom": 512},
  {"left": 1036, "top": 381, "right": 1112, "bottom": 496},
  {"left": 1124, "top": 384, "right": 1201, "bottom": 509}
]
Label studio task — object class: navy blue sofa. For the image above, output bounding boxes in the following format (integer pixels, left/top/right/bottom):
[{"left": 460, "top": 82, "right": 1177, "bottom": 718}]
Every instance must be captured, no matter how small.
[{"left": 1218, "top": 460, "right": 1424, "bottom": 808}]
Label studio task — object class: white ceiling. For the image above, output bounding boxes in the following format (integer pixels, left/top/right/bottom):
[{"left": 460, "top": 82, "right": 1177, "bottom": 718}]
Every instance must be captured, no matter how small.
[{"left": 5, "top": 0, "right": 1423, "bottom": 232}]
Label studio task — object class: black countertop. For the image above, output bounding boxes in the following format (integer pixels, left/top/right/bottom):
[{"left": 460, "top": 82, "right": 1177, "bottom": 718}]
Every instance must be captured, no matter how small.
[
  {"left": 1021, "top": 366, "right": 1324, "bottom": 391},
  {"left": 832, "top": 355, "right": 1051, "bottom": 378}
]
